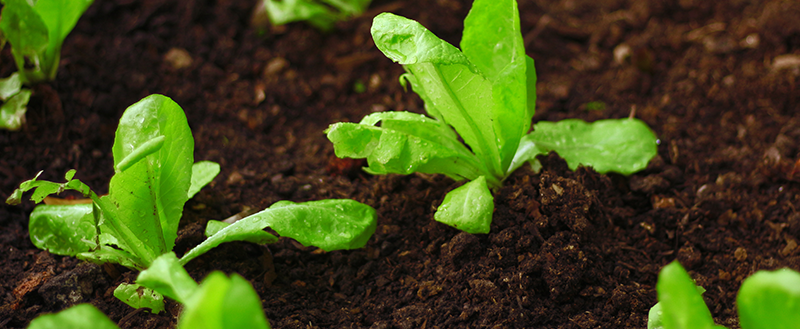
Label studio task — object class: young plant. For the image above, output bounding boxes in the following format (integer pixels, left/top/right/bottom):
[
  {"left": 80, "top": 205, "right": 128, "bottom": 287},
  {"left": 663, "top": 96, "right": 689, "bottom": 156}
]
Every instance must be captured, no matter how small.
[
  {"left": 7, "top": 94, "right": 220, "bottom": 270},
  {"left": 254, "top": 0, "right": 371, "bottom": 31},
  {"left": 649, "top": 260, "right": 800, "bottom": 329},
  {"left": 8, "top": 94, "right": 377, "bottom": 309},
  {"left": 0, "top": 72, "right": 31, "bottom": 130},
  {"left": 0, "top": 0, "right": 93, "bottom": 84},
  {"left": 28, "top": 255, "right": 272, "bottom": 329},
  {"left": 325, "top": 0, "right": 658, "bottom": 233}
]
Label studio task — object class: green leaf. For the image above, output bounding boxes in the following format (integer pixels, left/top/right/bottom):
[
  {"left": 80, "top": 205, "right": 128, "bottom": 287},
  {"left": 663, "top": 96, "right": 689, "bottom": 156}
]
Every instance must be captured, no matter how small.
[
  {"left": 28, "top": 203, "right": 97, "bottom": 255},
  {"left": 109, "top": 94, "right": 194, "bottom": 261},
  {"left": 136, "top": 252, "right": 198, "bottom": 304},
  {"left": 526, "top": 118, "right": 658, "bottom": 175},
  {"left": 178, "top": 272, "right": 271, "bottom": 329},
  {"left": 262, "top": 0, "right": 369, "bottom": 31},
  {"left": 204, "top": 220, "right": 278, "bottom": 245},
  {"left": 181, "top": 199, "right": 376, "bottom": 265},
  {"left": 113, "top": 283, "right": 165, "bottom": 314},
  {"left": 0, "top": 87, "right": 31, "bottom": 130},
  {"left": 27, "top": 304, "right": 120, "bottom": 329},
  {"left": 737, "top": 268, "right": 800, "bottom": 329},
  {"left": 0, "top": 0, "right": 92, "bottom": 83},
  {"left": 0, "top": 72, "right": 23, "bottom": 100},
  {"left": 326, "top": 112, "right": 495, "bottom": 185},
  {"left": 188, "top": 161, "right": 220, "bottom": 199},
  {"left": 655, "top": 261, "right": 720, "bottom": 329},
  {"left": 32, "top": 0, "right": 93, "bottom": 81},
  {"left": 371, "top": 12, "right": 505, "bottom": 180},
  {"left": 0, "top": 0, "right": 50, "bottom": 83},
  {"left": 461, "top": 0, "right": 530, "bottom": 172},
  {"left": 433, "top": 176, "right": 493, "bottom": 234}
]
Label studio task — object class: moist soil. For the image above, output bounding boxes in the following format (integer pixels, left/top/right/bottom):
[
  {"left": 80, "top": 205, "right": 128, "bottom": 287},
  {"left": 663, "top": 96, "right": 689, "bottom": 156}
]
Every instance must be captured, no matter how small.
[{"left": 2, "top": 0, "right": 799, "bottom": 328}]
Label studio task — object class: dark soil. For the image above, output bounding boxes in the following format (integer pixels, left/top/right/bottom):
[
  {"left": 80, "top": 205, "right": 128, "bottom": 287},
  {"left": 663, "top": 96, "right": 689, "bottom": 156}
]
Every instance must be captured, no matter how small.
[{"left": 2, "top": 0, "right": 800, "bottom": 328}]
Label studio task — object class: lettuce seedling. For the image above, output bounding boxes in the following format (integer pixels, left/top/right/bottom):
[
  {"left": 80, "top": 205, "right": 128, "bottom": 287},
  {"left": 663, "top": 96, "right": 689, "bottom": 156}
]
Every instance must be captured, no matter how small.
[
  {"left": 28, "top": 256, "right": 272, "bottom": 329},
  {"left": 7, "top": 94, "right": 377, "bottom": 310},
  {"left": 7, "top": 94, "right": 219, "bottom": 270},
  {"left": 0, "top": 0, "right": 93, "bottom": 84},
  {"left": 0, "top": 72, "right": 31, "bottom": 130},
  {"left": 256, "top": 0, "right": 371, "bottom": 31},
  {"left": 648, "top": 260, "right": 800, "bottom": 329},
  {"left": 326, "top": 0, "right": 658, "bottom": 233}
]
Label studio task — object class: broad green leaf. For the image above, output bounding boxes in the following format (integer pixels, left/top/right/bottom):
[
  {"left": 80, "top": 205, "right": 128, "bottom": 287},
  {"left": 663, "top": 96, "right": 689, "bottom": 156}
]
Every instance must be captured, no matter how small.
[
  {"left": 326, "top": 112, "right": 496, "bottom": 185},
  {"left": 655, "top": 261, "right": 721, "bottom": 329},
  {"left": 136, "top": 252, "right": 198, "bottom": 304},
  {"left": 737, "top": 269, "right": 800, "bottom": 329},
  {"left": 433, "top": 176, "right": 493, "bottom": 234},
  {"left": 371, "top": 13, "right": 504, "bottom": 180},
  {"left": 32, "top": 0, "right": 93, "bottom": 81},
  {"left": 205, "top": 220, "right": 278, "bottom": 244},
  {"left": 178, "top": 272, "right": 271, "bottom": 329},
  {"left": 0, "top": 72, "right": 23, "bottom": 100},
  {"left": 263, "top": 0, "right": 369, "bottom": 31},
  {"left": 526, "top": 118, "right": 658, "bottom": 175},
  {"left": 27, "top": 304, "right": 119, "bottom": 329},
  {"left": 113, "top": 283, "right": 165, "bottom": 314},
  {"left": 0, "top": 88, "right": 31, "bottom": 130},
  {"left": 109, "top": 94, "right": 193, "bottom": 260},
  {"left": 188, "top": 161, "right": 221, "bottom": 199},
  {"left": 181, "top": 199, "right": 376, "bottom": 265},
  {"left": 461, "top": 0, "right": 530, "bottom": 171},
  {"left": 29, "top": 203, "right": 97, "bottom": 255}
]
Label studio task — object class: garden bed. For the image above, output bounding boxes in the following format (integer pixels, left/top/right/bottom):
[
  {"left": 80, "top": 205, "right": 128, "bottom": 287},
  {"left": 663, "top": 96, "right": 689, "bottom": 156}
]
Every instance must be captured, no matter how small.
[{"left": 1, "top": 0, "right": 799, "bottom": 328}]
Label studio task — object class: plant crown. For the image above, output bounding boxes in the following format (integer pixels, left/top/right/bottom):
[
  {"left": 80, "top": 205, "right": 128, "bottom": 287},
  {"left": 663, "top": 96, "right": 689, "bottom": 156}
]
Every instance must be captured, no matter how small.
[{"left": 0, "top": 0, "right": 93, "bottom": 83}]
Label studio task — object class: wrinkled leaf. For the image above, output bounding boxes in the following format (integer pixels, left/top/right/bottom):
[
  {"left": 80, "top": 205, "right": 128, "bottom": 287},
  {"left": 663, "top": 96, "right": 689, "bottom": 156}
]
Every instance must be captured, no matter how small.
[
  {"left": 136, "top": 252, "right": 198, "bottom": 304},
  {"left": 181, "top": 199, "right": 376, "bottom": 265},
  {"left": 113, "top": 283, "right": 165, "bottom": 314},
  {"left": 0, "top": 81, "right": 30, "bottom": 130},
  {"left": 188, "top": 161, "right": 220, "bottom": 199},
  {"left": 178, "top": 272, "right": 271, "bottom": 329},
  {"left": 654, "top": 261, "right": 722, "bottom": 329},
  {"left": 29, "top": 203, "right": 96, "bottom": 255},
  {"left": 0, "top": 72, "right": 23, "bottom": 100},
  {"left": 526, "top": 118, "right": 658, "bottom": 175},
  {"left": 434, "top": 176, "right": 493, "bottom": 234},
  {"left": 737, "top": 268, "right": 800, "bottom": 329},
  {"left": 326, "top": 112, "right": 494, "bottom": 185},
  {"left": 27, "top": 304, "right": 119, "bottom": 329},
  {"left": 372, "top": 12, "right": 505, "bottom": 179}
]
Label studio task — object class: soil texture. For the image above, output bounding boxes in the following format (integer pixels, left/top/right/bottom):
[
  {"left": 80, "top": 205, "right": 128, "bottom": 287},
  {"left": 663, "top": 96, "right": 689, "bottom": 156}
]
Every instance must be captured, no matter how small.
[{"left": 1, "top": 0, "right": 800, "bottom": 328}]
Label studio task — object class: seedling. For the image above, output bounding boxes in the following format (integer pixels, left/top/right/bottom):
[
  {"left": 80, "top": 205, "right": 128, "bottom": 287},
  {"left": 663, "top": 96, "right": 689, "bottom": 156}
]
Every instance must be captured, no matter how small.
[
  {"left": 0, "top": 72, "right": 31, "bottom": 130},
  {"left": 0, "top": 0, "right": 93, "bottom": 84},
  {"left": 326, "top": 0, "right": 657, "bottom": 233},
  {"left": 28, "top": 255, "right": 272, "bottom": 329},
  {"left": 7, "top": 94, "right": 377, "bottom": 310},
  {"left": 254, "top": 0, "right": 371, "bottom": 31},
  {"left": 649, "top": 261, "right": 800, "bottom": 329}
]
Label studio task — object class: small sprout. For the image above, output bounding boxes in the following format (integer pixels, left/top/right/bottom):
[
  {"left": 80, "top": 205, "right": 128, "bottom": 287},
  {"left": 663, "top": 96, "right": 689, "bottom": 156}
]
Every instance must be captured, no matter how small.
[{"left": 0, "top": 0, "right": 94, "bottom": 84}]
